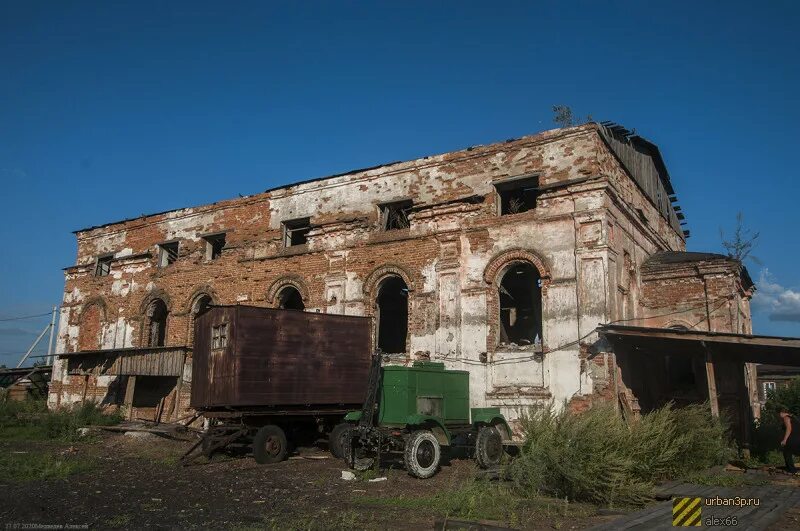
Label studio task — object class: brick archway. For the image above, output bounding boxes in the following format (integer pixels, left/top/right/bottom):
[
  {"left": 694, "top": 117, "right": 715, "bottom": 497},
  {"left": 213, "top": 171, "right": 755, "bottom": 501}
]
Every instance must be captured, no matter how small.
[
  {"left": 362, "top": 264, "right": 416, "bottom": 301},
  {"left": 483, "top": 249, "right": 550, "bottom": 286},
  {"left": 184, "top": 286, "right": 218, "bottom": 315},
  {"left": 266, "top": 276, "right": 310, "bottom": 307}
]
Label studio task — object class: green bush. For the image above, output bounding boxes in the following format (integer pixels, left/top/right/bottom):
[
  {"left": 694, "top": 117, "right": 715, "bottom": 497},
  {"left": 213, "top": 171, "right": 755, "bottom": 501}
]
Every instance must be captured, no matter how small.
[
  {"left": 0, "top": 398, "right": 122, "bottom": 441},
  {"left": 751, "top": 376, "right": 800, "bottom": 462},
  {"left": 509, "top": 403, "right": 731, "bottom": 507}
]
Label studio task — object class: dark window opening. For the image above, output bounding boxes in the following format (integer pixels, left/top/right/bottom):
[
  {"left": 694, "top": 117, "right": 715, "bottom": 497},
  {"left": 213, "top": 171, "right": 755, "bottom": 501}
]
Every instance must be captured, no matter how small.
[
  {"left": 211, "top": 323, "right": 228, "bottom": 349},
  {"left": 376, "top": 276, "right": 408, "bottom": 354},
  {"left": 95, "top": 255, "right": 113, "bottom": 277},
  {"left": 193, "top": 295, "right": 213, "bottom": 316},
  {"left": 158, "top": 242, "right": 179, "bottom": 267},
  {"left": 132, "top": 376, "right": 177, "bottom": 408},
  {"left": 277, "top": 286, "right": 305, "bottom": 311},
  {"left": 498, "top": 263, "right": 542, "bottom": 347},
  {"left": 495, "top": 176, "right": 539, "bottom": 215},
  {"left": 204, "top": 233, "right": 226, "bottom": 260},
  {"left": 283, "top": 218, "right": 311, "bottom": 247},
  {"left": 146, "top": 299, "right": 168, "bottom": 347},
  {"left": 380, "top": 200, "right": 413, "bottom": 230}
]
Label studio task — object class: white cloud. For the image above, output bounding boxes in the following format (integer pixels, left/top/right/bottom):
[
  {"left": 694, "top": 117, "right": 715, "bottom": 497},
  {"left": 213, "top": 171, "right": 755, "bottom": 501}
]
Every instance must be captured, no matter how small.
[{"left": 752, "top": 269, "right": 800, "bottom": 322}]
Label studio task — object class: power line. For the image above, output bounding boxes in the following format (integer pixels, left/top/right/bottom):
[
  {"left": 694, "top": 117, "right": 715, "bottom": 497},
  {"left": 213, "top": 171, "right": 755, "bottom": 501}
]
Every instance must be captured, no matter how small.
[{"left": 0, "top": 312, "right": 52, "bottom": 322}]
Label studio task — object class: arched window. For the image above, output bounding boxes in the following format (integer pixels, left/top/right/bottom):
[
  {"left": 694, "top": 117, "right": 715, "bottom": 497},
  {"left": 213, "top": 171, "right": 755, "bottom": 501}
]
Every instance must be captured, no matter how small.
[
  {"left": 188, "top": 294, "right": 213, "bottom": 345},
  {"left": 277, "top": 286, "right": 305, "bottom": 311},
  {"left": 376, "top": 276, "right": 408, "bottom": 354},
  {"left": 498, "top": 263, "right": 542, "bottom": 346},
  {"left": 145, "top": 299, "right": 169, "bottom": 347}
]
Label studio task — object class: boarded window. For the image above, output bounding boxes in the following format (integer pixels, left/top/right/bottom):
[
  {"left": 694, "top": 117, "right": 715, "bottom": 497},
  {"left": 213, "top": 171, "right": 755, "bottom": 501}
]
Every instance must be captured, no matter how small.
[
  {"left": 204, "top": 233, "right": 226, "bottom": 260},
  {"left": 95, "top": 255, "right": 113, "bottom": 277},
  {"left": 158, "top": 242, "right": 179, "bottom": 267},
  {"left": 282, "top": 218, "right": 311, "bottom": 247},
  {"left": 495, "top": 176, "right": 539, "bottom": 215},
  {"left": 211, "top": 323, "right": 228, "bottom": 350},
  {"left": 380, "top": 200, "right": 413, "bottom": 230}
]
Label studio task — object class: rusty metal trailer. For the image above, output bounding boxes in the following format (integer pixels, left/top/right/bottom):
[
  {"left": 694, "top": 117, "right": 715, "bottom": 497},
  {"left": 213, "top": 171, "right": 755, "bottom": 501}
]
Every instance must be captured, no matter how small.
[{"left": 182, "top": 305, "right": 372, "bottom": 464}]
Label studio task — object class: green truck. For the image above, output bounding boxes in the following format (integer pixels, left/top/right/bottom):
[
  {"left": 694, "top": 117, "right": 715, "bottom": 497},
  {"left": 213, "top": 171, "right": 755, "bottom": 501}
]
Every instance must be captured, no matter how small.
[{"left": 338, "top": 357, "right": 513, "bottom": 478}]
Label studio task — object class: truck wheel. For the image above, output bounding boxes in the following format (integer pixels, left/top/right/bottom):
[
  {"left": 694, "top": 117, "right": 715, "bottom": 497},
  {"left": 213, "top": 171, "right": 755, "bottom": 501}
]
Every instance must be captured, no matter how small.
[
  {"left": 329, "top": 423, "right": 352, "bottom": 459},
  {"left": 475, "top": 426, "right": 503, "bottom": 469},
  {"left": 404, "top": 430, "right": 441, "bottom": 479},
  {"left": 252, "top": 425, "right": 288, "bottom": 464}
]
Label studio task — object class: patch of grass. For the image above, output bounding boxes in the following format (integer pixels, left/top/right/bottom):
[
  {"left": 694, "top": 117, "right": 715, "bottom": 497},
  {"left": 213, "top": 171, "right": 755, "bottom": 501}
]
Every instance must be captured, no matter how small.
[
  {"left": 260, "top": 509, "right": 367, "bottom": 530},
  {"left": 354, "top": 466, "right": 380, "bottom": 481},
  {"left": 0, "top": 398, "right": 122, "bottom": 441},
  {"left": 360, "top": 480, "right": 595, "bottom": 523},
  {"left": 0, "top": 450, "right": 92, "bottom": 482},
  {"left": 509, "top": 403, "right": 733, "bottom": 508}
]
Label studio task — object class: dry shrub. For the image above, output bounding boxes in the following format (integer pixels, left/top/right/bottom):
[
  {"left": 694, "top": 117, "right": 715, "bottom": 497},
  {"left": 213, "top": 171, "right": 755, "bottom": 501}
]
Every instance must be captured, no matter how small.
[{"left": 509, "top": 403, "right": 731, "bottom": 507}]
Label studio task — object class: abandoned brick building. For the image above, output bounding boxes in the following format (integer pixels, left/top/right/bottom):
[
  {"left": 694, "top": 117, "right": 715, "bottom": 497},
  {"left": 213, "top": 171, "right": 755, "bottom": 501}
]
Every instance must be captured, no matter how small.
[{"left": 49, "top": 122, "right": 782, "bottom": 439}]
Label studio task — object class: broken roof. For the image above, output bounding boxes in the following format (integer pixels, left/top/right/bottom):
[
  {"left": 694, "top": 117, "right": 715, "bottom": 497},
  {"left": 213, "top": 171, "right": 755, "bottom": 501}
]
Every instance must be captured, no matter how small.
[
  {"left": 73, "top": 121, "right": 680, "bottom": 235},
  {"left": 642, "top": 251, "right": 754, "bottom": 289},
  {"left": 598, "top": 325, "right": 800, "bottom": 366}
]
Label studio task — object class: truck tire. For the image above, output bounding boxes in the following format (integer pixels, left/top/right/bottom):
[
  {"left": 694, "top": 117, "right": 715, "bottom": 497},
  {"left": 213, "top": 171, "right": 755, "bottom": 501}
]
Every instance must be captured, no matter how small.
[
  {"left": 252, "top": 425, "right": 288, "bottom": 464},
  {"left": 404, "top": 430, "right": 441, "bottom": 479},
  {"left": 474, "top": 426, "right": 503, "bottom": 469},
  {"left": 329, "top": 423, "right": 352, "bottom": 459}
]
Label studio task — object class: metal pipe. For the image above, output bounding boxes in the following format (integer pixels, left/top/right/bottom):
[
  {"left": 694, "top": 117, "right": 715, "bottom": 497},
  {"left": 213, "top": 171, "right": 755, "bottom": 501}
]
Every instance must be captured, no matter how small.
[
  {"left": 17, "top": 325, "right": 50, "bottom": 368},
  {"left": 46, "top": 306, "right": 57, "bottom": 365}
]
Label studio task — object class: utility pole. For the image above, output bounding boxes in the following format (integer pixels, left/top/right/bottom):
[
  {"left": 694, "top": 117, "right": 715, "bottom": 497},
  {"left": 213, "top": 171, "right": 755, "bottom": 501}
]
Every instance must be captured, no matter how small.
[{"left": 46, "top": 306, "right": 57, "bottom": 365}]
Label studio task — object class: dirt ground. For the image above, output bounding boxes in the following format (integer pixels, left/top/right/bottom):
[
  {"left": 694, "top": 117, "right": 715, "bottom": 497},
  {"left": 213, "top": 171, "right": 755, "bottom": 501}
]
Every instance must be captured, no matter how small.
[
  {"left": 0, "top": 431, "right": 614, "bottom": 530},
  {"left": 2, "top": 431, "right": 799, "bottom": 530}
]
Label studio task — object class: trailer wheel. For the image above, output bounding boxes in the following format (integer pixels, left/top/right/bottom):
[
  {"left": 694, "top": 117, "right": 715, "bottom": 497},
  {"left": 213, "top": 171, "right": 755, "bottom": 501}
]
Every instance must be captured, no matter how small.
[
  {"left": 329, "top": 423, "right": 352, "bottom": 459},
  {"left": 252, "top": 425, "right": 288, "bottom": 464},
  {"left": 474, "top": 426, "right": 503, "bottom": 469},
  {"left": 404, "top": 430, "right": 441, "bottom": 479}
]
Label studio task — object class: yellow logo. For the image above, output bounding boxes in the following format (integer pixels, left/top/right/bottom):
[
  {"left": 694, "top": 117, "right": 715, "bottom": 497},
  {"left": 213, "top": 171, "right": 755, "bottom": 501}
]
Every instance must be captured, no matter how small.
[{"left": 672, "top": 497, "right": 702, "bottom": 526}]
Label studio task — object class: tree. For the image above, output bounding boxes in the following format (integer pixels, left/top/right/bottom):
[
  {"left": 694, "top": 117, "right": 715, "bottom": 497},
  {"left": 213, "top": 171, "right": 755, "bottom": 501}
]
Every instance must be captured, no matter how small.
[
  {"left": 552, "top": 105, "right": 594, "bottom": 128},
  {"left": 552, "top": 105, "right": 575, "bottom": 127},
  {"left": 720, "top": 212, "right": 760, "bottom": 264}
]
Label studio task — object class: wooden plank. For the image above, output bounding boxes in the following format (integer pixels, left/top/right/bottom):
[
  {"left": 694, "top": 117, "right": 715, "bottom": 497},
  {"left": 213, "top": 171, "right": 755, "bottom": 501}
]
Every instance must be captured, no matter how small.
[
  {"left": 705, "top": 349, "right": 720, "bottom": 417},
  {"left": 124, "top": 375, "right": 137, "bottom": 421}
]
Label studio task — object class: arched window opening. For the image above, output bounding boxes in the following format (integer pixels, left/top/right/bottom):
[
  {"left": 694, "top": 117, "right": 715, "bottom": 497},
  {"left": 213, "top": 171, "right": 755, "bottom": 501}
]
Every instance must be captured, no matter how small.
[
  {"left": 277, "top": 286, "right": 305, "bottom": 311},
  {"left": 498, "top": 263, "right": 542, "bottom": 347},
  {"left": 146, "top": 299, "right": 169, "bottom": 347},
  {"left": 188, "top": 295, "right": 213, "bottom": 345},
  {"left": 376, "top": 276, "right": 408, "bottom": 354}
]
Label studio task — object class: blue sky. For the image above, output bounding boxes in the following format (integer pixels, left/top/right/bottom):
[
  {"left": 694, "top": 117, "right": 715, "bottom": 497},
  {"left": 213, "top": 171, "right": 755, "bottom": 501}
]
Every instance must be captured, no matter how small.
[{"left": 1, "top": 1, "right": 798, "bottom": 366}]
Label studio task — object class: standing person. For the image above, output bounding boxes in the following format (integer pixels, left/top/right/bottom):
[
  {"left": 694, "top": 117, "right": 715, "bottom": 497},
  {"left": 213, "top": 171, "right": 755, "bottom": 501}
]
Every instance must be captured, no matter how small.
[{"left": 779, "top": 406, "right": 800, "bottom": 474}]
